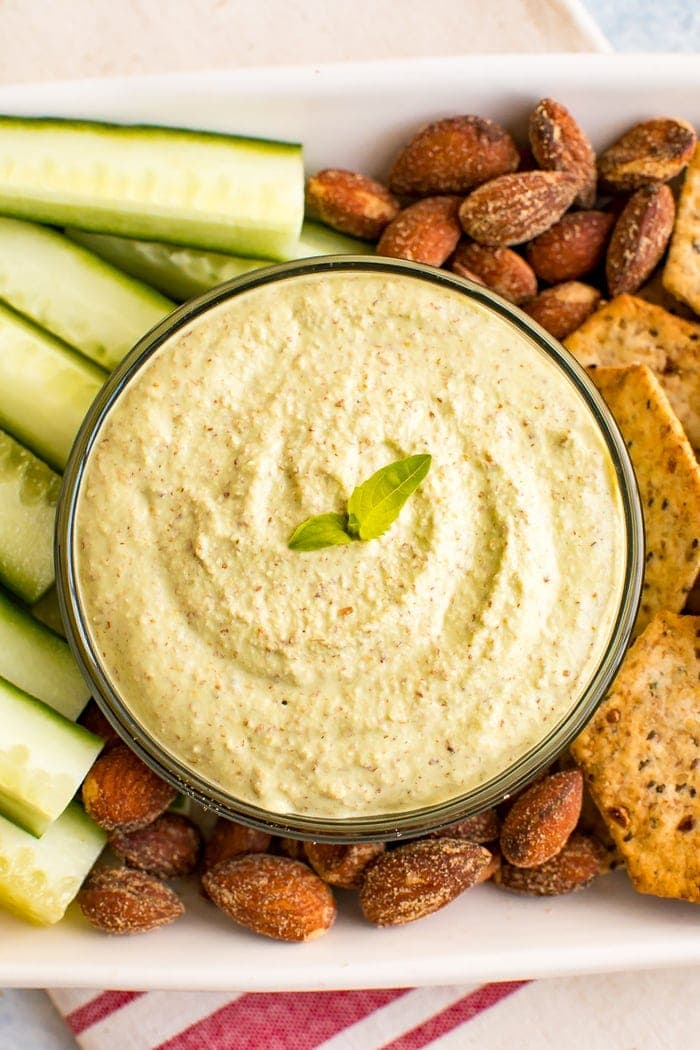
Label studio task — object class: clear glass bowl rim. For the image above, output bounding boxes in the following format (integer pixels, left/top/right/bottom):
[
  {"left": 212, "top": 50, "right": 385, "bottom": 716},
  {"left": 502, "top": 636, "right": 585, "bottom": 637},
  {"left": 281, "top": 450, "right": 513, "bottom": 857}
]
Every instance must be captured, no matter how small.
[{"left": 56, "top": 256, "right": 644, "bottom": 843}]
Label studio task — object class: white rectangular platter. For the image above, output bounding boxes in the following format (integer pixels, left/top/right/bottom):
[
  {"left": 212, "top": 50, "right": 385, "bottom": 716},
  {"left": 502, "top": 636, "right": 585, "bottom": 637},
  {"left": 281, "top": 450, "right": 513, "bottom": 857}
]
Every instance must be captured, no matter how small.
[{"left": 0, "top": 53, "right": 698, "bottom": 990}]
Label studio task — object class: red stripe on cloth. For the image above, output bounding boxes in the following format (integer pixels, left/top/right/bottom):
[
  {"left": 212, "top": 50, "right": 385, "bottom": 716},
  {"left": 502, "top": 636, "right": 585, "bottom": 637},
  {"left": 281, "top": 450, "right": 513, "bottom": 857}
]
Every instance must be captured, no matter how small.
[
  {"left": 380, "top": 981, "right": 529, "bottom": 1049},
  {"left": 66, "top": 991, "right": 145, "bottom": 1035},
  {"left": 156, "top": 988, "right": 409, "bottom": 1050}
]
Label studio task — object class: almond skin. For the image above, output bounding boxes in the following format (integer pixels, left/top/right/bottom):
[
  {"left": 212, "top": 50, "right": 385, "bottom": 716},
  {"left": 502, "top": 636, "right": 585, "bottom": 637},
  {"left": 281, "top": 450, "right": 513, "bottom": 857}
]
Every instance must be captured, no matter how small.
[
  {"left": 78, "top": 867, "right": 184, "bottom": 935},
  {"left": 109, "top": 813, "right": 203, "bottom": 878},
  {"left": 277, "top": 837, "right": 307, "bottom": 860},
  {"left": 78, "top": 700, "right": 120, "bottom": 750},
  {"left": 522, "top": 281, "right": 601, "bottom": 341},
  {"left": 359, "top": 838, "right": 491, "bottom": 927},
  {"left": 305, "top": 169, "right": 399, "bottom": 240},
  {"left": 606, "top": 184, "right": 675, "bottom": 297},
  {"left": 431, "top": 808, "right": 500, "bottom": 844},
  {"left": 459, "top": 171, "right": 579, "bottom": 247},
  {"left": 598, "top": 117, "right": 697, "bottom": 192},
  {"left": 203, "top": 818, "right": 272, "bottom": 871},
  {"left": 378, "top": 196, "right": 462, "bottom": 266},
  {"left": 81, "top": 743, "right": 176, "bottom": 833},
  {"left": 305, "top": 841, "right": 386, "bottom": 889},
  {"left": 202, "top": 854, "right": 336, "bottom": 942},
  {"left": 389, "top": 116, "right": 519, "bottom": 197},
  {"left": 500, "top": 769, "right": 583, "bottom": 868},
  {"left": 450, "top": 242, "right": 537, "bottom": 304},
  {"left": 526, "top": 210, "right": 615, "bottom": 284},
  {"left": 494, "top": 833, "right": 603, "bottom": 896},
  {"left": 529, "top": 98, "right": 597, "bottom": 208}
]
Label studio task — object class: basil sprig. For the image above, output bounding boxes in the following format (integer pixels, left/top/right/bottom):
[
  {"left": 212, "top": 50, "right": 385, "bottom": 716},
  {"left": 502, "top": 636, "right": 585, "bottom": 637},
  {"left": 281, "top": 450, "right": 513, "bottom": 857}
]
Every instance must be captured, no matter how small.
[{"left": 288, "top": 454, "right": 431, "bottom": 552}]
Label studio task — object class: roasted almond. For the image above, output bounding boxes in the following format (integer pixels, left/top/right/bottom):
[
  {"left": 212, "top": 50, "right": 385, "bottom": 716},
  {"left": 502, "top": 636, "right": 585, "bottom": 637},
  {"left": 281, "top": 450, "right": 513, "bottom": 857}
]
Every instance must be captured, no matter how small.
[
  {"left": 277, "top": 837, "right": 307, "bottom": 861},
  {"left": 478, "top": 848, "right": 502, "bottom": 884},
  {"left": 450, "top": 242, "right": 537, "bottom": 304},
  {"left": 388, "top": 116, "right": 519, "bottom": 197},
  {"left": 522, "top": 281, "right": 601, "bottom": 340},
  {"left": 458, "top": 171, "right": 579, "bottom": 247},
  {"left": 431, "top": 808, "right": 500, "bottom": 843},
  {"left": 81, "top": 743, "right": 176, "bottom": 833},
  {"left": 359, "top": 838, "right": 491, "bottom": 927},
  {"left": 305, "top": 169, "right": 399, "bottom": 240},
  {"left": 305, "top": 841, "right": 385, "bottom": 888},
  {"left": 78, "top": 700, "right": 120, "bottom": 750},
  {"left": 377, "top": 196, "right": 462, "bottom": 265},
  {"left": 529, "top": 98, "right": 597, "bottom": 208},
  {"left": 203, "top": 818, "right": 272, "bottom": 871},
  {"left": 500, "top": 769, "right": 583, "bottom": 867},
  {"left": 494, "top": 833, "right": 603, "bottom": 896},
  {"left": 202, "top": 854, "right": 335, "bottom": 942},
  {"left": 606, "top": 184, "right": 675, "bottom": 297},
  {"left": 598, "top": 117, "right": 697, "bottom": 192},
  {"left": 78, "top": 867, "right": 184, "bottom": 935},
  {"left": 109, "top": 813, "right": 203, "bottom": 878},
  {"left": 526, "top": 210, "right": 615, "bottom": 284}
]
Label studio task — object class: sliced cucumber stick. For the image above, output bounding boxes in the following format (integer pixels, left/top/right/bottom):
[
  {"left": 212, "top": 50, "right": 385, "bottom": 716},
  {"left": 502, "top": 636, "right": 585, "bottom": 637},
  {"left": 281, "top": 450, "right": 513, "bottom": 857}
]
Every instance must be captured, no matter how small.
[
  {"left": 0, "top": 802, "right": 105, "bottom": 924},
  {"left": 0, "top": 674, "right": 102, "bottom": 836},
  {"left": 0, "top": 586, "right": 89, "bottom": 720},
  {"left": 0, "top": 428, "right": 59, "bottom": 602},
  {"left": 31, "top": 586, "right": 65, "bottom": 638},
  {"left": 0, "top": 303, "right": 106, "bottom": 470},
  {"left": 67, "top": 221, "right": 371, "bottom": 301},
  {"left": 0, "top": 117, "right": 303, "bottom": 259},
  {"left": 0, "top": 218, "right": 173, "bottom": 370}
]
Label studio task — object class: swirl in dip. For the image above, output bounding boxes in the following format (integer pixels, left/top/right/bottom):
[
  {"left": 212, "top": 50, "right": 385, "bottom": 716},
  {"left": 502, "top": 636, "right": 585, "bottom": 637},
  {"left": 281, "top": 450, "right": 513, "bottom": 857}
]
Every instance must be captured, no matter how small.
[{"left": 75, "top": 268, "right": 626, "bottom": 819}]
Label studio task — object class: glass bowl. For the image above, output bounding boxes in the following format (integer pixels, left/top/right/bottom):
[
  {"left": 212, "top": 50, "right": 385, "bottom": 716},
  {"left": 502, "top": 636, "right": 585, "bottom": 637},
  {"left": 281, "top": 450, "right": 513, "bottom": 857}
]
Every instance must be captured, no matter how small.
[{"left": 56, "top": 257, "right": 644, "bottom": 843}]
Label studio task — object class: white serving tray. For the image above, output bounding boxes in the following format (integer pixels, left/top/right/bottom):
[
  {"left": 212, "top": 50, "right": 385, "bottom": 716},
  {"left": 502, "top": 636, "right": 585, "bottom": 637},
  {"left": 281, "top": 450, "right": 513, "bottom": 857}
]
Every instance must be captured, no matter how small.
[{"left": 0, "top": 54, "right": 698, "bottom": 990}]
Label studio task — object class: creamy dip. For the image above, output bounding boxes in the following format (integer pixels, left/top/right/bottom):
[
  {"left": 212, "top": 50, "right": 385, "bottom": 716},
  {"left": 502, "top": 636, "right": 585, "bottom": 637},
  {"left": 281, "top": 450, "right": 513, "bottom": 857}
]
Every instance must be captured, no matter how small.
[{"left": 75, "top": 269, "right": 626, "bottom": 818}]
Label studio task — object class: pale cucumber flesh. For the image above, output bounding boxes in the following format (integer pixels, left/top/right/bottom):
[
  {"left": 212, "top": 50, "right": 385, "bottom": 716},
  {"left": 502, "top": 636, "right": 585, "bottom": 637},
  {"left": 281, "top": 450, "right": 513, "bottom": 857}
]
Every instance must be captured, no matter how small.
[
  {"left": 0, "top": 428, "right": 58, "bottom": 603},
  {"left": 31, "top": 587, "right": 65, "bottom": 638}
]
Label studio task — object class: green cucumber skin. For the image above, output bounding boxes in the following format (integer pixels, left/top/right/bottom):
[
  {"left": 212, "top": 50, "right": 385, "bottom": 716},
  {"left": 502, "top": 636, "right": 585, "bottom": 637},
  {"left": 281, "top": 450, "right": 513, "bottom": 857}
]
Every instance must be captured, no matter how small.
[
  {"left": 0, "top": 218, "right": 173, "bottom": 370},
  {"left": 0, "top": 586, "right": 89, "bottom": 720},
  {"left": 66, "top": 221, "right": 371, "bottom": 302},
  {"left": 0, "top": 802, "right": 106, "bottom": 924},
  {"left": 0, "top": 674, "right": 102, "bottom": 837},
  {"left": 0, "top": 302, "right": 106, "bottom": 471},
  {"left": 0, "top": 428, "right": 58, "bottom": 603},
  {"left": 0, "top": 116, "right": 304, "bottom": 260}
]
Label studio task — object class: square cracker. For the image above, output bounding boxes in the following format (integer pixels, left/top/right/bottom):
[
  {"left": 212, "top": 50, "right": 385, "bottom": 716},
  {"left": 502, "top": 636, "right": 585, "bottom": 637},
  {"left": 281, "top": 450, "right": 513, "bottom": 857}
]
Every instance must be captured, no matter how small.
[
  {"left": 564, "top": 294, "right": 700, "bottom": 452},
  {"left": 590, "top": 365, "right": 700, "bottom": 634},
  {"left": 572, "top": 611, "right": 699, "bottom": 903},
  {"left": 663, "top": 142, "right": 700, "bottom": 315}
]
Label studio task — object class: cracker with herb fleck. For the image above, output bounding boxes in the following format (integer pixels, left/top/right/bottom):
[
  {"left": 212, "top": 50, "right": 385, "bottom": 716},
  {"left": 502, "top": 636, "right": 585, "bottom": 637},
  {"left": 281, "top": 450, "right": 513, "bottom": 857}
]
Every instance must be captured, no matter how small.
[
  {"left": 564, "top": 295, "right": 700, "bottom": 451},
  {"left": 572, "top": 611, "right": 699, "bottom": 903},
  {"left": 591, "top": 365, "right": 700, "bottom": 634},
  {"left": 663, "top": 143, "right": 700, "bottom": 316}
]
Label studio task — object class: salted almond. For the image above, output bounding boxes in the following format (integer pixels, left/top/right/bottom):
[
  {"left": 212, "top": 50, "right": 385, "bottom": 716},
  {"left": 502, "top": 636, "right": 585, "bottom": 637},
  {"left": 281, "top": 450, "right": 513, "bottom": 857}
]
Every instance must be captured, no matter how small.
[
  {"left": 78, "top": 867, "right": 184, "bottom": 935},
  {"left": 598, "top": 117, "right": 697, "bottom": 192},
  {"left": 477, "top": 848, "right": 502, "bottom": 884},
  {"left": 110, "top": 813, "right": 203, "bottom": 879},
  {"left": 203, "top": 818, "right": 272, "bottom": 871},
  {"left": 277, "top": 837, "right": 307, "bottom": 860},
  {"left": 389, "top": 116, "right": 519, "bottom": 197},
  {"left": 459, "top": 171, "right": 579, "bottom": 247},
  {"left": 81, "top": 743, "right": 176, "bottom": 833},
  {"left": 494, "top": 833, "right": 603, "bottom": 895},
  {"left": 529, "top": 98, "right": 597, "bottom": 208},
  {"left": 378, "top": 196, "right": 462, "bottom": 266},
  {"left": 450, "top": 242, "right": 537, "bottom": 304},
  {"left": 500, "top": 769, "right": 583, "bottom": 867},
  {"left": 359, "top": 838, "right": 491, "bottom": 927},
  {"left": 527, "top": 211, "right": 614, "bottom": 284},
  {"left": 606, "top": 184, "right": 675, "bottom": 297},
  {"left": 305, "top": 169, "right": 399, "bottom": 241},
  {"left": 78, "top": 700, "right": 120, "bottom": 750},
  {"left": 431, "top": 808, "right": 500, "bottom": 843},
  {"left": 523, "top": 281, "right": 601, "bottom": 341},
  {"left": 305, "top": 841, "right": 385, "bottom": 889},
  {"left": 202, "top": 854, "right": 335, "bottom": 942}
]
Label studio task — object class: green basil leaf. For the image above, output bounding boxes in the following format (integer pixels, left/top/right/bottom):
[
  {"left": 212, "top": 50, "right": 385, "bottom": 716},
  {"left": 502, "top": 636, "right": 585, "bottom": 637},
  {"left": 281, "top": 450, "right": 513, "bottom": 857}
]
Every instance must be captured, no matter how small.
[
  {"left": 287, "top": 512, "right": 353, "bottom": 551},
  {"left": 346, "top": 453, "right": 431, "bottom": 540}
]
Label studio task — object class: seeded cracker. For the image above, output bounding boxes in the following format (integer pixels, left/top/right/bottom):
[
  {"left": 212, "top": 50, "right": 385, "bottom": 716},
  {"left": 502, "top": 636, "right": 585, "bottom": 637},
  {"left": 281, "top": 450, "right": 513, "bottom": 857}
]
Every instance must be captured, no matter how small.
[
  {"left": 663, "top": 143, "right": 700, "bottom": 316},
  {"left": 572, "top": 612, "right": 699, "bottom": 902},
  {"left": 564, "top": 295, "right": 700, "bottom": 452},
  {"left": 590, "top": 365, "right": 700, "bottom": 633}
]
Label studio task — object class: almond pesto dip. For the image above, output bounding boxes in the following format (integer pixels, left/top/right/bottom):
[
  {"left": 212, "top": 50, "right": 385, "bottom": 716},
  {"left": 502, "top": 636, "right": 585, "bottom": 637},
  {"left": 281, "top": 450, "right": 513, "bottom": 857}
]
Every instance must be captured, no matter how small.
[{"left": 75, "top": 269, "right": 626, "bottom": 818}]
